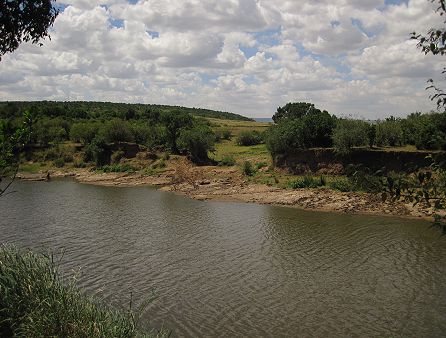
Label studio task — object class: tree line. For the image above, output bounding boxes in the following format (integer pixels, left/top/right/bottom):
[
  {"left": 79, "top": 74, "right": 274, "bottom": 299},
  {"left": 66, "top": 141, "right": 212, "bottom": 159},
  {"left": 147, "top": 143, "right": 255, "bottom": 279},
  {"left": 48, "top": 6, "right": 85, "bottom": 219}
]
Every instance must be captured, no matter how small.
[{"left": 266, "top": 102, "right": 446, "bottom": 157}]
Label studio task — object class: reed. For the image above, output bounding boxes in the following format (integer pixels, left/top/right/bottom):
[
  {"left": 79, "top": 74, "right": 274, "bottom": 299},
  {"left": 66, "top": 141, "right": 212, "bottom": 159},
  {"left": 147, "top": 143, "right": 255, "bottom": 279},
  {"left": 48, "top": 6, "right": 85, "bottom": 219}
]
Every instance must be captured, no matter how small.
[{"left": 0, "top": 245, "right": 166, "bottom": 338}]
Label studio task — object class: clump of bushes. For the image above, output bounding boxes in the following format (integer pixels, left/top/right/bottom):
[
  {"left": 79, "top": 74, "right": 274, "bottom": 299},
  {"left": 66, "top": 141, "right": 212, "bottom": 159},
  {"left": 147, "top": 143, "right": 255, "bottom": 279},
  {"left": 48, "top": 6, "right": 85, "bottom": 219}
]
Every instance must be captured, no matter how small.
[
  {"left": 53, "top": 158, "right": 65, "bottom": 168},
  {"left": 328, "top": 177, "right": 353, "bottom": 192},
  {"left": 0, "top": 245, "right": 164, "bottom": 338},
  {"left": 219, "top": 155, "right": 236, "bottom": 166},
  {"left": 289, "top": 175, "right": 326, "bottom": 189},
  {"left": 97, "top": 164, "right": 137, "bottom": 173},
  {"left": 236, "top": 131, "right": 263, "bottom": 146},
  {"left": 242, "top": 161, "right": 256, "bottom": 176}
]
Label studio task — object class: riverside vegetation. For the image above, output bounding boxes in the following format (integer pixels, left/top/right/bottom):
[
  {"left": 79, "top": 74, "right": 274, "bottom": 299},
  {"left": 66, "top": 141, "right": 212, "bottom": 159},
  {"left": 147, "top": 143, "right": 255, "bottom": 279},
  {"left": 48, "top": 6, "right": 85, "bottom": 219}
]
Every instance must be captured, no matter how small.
[
  {"left": 1, "top": 100, "right": 446, "bottom": 335},
  {"left": 1, "top": 101, "right": 445, "bottom": 219},
  {"left": 0, "top": 245, "right": 167, "bottom": 337}
]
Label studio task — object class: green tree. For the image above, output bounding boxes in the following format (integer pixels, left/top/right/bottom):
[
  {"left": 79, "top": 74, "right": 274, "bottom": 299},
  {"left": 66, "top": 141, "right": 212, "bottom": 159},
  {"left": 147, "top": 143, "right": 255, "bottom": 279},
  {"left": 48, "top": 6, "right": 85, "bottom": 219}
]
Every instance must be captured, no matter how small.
[
  {"left": 272, "top": 102, "right": 325, "bottom": 123},
  {"left": 411, "top": 0, "right": 446, "bottom": 109},
  {"left": 375, "top": 117, "right": 403, "bottom": 147},
  {"left": 332, "top": 119, "right": 369, "bottom": 154},
  {"left": 160, "top": 111, "right": 193, "bottom": 153},
  {"left": 0, "top": 0, "right": 59, "bottom": 60},
  {"left": 177, "top": 124, "right": 215, "bottom": 164},
  {"left": 0, "top": 112, "right": 31, "bottom": 197}
]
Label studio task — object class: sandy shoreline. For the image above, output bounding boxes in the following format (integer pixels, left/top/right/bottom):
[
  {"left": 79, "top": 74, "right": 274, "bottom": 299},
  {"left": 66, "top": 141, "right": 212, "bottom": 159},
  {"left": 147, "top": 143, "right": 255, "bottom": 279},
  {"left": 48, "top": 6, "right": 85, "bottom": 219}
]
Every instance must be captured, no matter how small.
[{"left": 16, "top": 166, "right": 435, "bottom": 221}]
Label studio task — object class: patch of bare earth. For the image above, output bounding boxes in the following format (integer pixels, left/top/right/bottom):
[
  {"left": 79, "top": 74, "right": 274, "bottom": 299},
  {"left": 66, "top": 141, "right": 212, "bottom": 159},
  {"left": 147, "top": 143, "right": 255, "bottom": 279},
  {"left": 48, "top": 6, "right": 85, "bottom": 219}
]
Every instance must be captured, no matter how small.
[{"left": 18, "top": 158, "right": 432, "bottom": 220}]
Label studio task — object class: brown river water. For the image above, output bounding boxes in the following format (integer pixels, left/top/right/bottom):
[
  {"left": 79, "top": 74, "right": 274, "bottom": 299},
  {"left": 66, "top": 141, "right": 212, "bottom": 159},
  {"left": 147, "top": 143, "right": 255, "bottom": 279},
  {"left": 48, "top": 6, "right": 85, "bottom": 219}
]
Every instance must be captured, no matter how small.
[{"left": 1, "top": 179, "right": 445, "bottom": 337}]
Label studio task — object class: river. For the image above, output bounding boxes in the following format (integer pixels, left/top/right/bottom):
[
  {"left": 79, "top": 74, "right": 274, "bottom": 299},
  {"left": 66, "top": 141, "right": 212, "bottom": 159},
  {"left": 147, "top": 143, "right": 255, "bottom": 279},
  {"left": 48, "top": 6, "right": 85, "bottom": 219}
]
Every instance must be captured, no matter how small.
[{"left": 1, "top": 179, "right": 445, "bottom": 337}]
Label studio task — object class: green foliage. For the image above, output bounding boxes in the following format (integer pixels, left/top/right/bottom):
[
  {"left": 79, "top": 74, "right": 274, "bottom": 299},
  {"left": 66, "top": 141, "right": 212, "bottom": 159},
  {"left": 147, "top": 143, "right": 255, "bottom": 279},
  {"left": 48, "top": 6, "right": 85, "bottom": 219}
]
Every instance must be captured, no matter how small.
[
  {"left": 219, "top": 155, "right": 236, "bottom": 166},
  {"left": 381, "top": 159, "right": 446, "bottom": 231},
  {"left": 242, "top": 161, "right": 256, "bottom": 176},
  {"left": 111, "top": 150, "right": 125, "bottom": 164},
  {"left": 97, "top": 164, "right": 137, "bottom": 173},
  {"left": 70, "top": 122, "right": 99, "bottom": 145},
  {"left": 328, "top": 178, "right": 353, "bottom": 192},
  {"left": 411, "top": 0, "right": 446, "bottom": 109},
  {"left": 0, "top": 101, "right": 251, "bottom": 122},
  {"left": 266, "top": 119, "right": 308, "bottom": 157},
  {"left": 0, "top": 245, "right": 164, "bottom": 337},
  {"left": 177, "top": 123, "right": 215, "bottom": 164},
  {"left": 222, "top": 129, "right": 232, "bottom": 140},
  {"left": 273, "top": 102, "right": 324, "bottom": 123},
  {"left": 332, "top": 119, "right": 369, "bottom": 154},
  {"left": 53, "top": 158, "right": 65, "bottom": 168},
  {"left": 266, "top": 103, "right": 336, "bottom": 156},
  {"left": 84, "top": 135, "right": 110, "bottom": 166},
  {"left": 0, "top": 1, "right": 59, "bottom": 60},
  {"left": 102, "top": 119, "right": 134, "bottom": 144},
  {"left": 160, "top": 111, "right": 193, "bottom": 153},
  {"left": 32, "top": 117, "right": 69, "bottom": 146},
  {"left": 255, "top": 162, "right": 268, "bottom": 170},
  {"left": 0, "top": 112, "right": 31, "bottom": 196},
  {"left": 375, "top": 117, "right": 404, "bottom": 147},
  {"left": 289, "top": 175, "right": 326, "bottom": 189},
  {"left": 236, "top": 130, "right": 263, "bottom": 146}
]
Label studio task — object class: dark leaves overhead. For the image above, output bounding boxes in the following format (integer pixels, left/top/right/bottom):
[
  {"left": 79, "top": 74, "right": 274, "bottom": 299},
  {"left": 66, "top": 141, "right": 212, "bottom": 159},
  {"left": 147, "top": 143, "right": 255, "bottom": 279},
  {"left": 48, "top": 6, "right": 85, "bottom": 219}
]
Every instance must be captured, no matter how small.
[{"left": 0, "top": 0, "right": 59, "bottom": 60}]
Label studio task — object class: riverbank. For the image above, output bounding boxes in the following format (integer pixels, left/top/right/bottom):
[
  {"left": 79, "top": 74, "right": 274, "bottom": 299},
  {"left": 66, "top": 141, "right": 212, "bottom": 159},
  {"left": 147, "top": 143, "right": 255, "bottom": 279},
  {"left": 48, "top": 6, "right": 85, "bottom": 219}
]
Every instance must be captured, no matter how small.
[{"left": 16, "top": 159, "right": 435, "bottom": 221}]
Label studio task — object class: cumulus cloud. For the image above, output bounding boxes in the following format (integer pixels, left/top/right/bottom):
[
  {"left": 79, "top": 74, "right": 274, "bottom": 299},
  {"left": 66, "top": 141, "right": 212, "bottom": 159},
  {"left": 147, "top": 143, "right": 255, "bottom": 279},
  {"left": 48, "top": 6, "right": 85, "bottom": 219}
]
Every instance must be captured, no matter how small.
[{"left": 0, "top": 0, "right": 444, "bottom": 118}]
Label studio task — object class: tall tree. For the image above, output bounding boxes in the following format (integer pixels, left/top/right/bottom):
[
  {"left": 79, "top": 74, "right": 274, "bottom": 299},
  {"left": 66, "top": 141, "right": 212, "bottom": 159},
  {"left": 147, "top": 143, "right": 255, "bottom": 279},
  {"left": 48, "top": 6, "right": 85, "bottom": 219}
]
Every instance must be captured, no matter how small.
[
  {"left": 0, "top": 0, "right": 59, "bottom": 60},
  {"left": 411, "top": 0, "right": 446, "bottom": 109}
]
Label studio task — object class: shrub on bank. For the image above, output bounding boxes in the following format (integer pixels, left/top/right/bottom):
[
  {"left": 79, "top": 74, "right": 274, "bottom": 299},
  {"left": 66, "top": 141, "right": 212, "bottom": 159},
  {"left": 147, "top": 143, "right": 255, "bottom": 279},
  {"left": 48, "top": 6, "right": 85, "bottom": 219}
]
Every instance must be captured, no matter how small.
[
  {"left": 289, "top": 175, "right": 326, "bottom": 189},
  {"left": 0, "top": 245, "right": 164, "bottom": 338},
  {"left": 236, "top": 131, "right": 263, "bottom": 146}
]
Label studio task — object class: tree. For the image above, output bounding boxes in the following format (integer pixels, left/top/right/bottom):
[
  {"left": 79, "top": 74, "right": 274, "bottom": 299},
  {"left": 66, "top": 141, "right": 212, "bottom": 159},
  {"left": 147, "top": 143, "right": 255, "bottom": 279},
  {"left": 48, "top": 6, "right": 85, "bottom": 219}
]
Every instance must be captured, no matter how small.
[
  {"left": 0, "top": 112, "right": 31, "bottom": 197},
  {"left": 160, "top": 111, "right": 193, "bottom": 153},
  {"left": 411, "top": 0, "right": 446, "bottom": 109},
  {"left": 0, "top": 0, "right": 59, "bottom": 60},
  {"left": 332, "top": 119, "right": 369, "bottom": 155},
  {"left": 177, "top": 124, "right": 215, "bottom": 164},
  {"left": 272, "top": 102, "right": 326, "bottom": 123}
]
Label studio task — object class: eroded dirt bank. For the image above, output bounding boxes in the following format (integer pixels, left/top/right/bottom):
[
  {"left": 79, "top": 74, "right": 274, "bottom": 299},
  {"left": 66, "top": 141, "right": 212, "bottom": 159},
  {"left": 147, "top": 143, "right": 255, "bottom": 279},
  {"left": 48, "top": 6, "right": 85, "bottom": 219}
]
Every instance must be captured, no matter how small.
[{"left": 16, "top": 160, "right": 435, "bottom": 221}]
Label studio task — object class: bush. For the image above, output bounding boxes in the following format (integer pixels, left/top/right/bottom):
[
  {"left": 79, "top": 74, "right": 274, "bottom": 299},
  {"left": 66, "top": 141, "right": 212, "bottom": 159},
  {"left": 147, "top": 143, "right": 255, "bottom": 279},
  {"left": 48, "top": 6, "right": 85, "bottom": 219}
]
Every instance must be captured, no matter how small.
[
  {"left": 236, "top": 131, "right": 263, "bottom": 146},
  {"left": 53, "top": 158, "right": 65, "bottom": 168},
  {"left": 73, "top": 160, "right": 86, "bottom": 168},
  {"left": 177, "top": 124, "right": 215, "bottom": 164},
  {"left": 328, "top": 178, "right": 353, "bottom": 192},
  {"left": 219, "top": 155, "right": 236, "bottom": 166},
  {"left": 102, "top": 119, "right": 134, "bottom": 143},
  {"left": 289, "top": 175, "right": 326, "bottom": 189},
  {"left": 255, "top": 162, "right": 268, "bottom": 170},
  {"left": 97, "top": 164, "right": 137, "bottom": 173},
  {"left": 222, "top": 129, "right": 232, "bottom": 140},
  {"left": 242, "top": 161, "right": 256, "bottom": 176},
  {"left": 83, "top": 135, "right": 110, "bottom": 166},
  {"left": 332, "top": 119, "right": 369, "bottom": 154},
  {"left": 0, "top": 245, "right": 163, "bottom": 338},
  {"left": 111, "top": 150, "right": 125, "bottom": 164},
  {"left": 70, "top": 122, "right": 99, "bottom": 145},
  {"left": 375, "top": 117, "right": 403, "bottom": 147}
]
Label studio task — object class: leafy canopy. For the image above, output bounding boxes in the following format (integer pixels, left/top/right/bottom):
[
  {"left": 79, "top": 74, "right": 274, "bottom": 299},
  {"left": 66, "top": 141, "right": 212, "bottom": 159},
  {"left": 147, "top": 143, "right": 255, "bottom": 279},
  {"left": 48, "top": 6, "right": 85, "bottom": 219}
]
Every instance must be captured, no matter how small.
[
  {"left": 0, "top": 0, "right": 59, "bottom": 60},
  {"left": 411, "top": 0, "right": 446, "bottom": 109}
]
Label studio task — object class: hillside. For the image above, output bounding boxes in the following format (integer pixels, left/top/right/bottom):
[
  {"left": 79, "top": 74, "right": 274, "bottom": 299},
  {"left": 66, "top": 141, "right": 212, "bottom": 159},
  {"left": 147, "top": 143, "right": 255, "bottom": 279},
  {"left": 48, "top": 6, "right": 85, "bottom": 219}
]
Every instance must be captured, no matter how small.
[{"left": 0, "top": 101, "right": 253, "bottom": 121}]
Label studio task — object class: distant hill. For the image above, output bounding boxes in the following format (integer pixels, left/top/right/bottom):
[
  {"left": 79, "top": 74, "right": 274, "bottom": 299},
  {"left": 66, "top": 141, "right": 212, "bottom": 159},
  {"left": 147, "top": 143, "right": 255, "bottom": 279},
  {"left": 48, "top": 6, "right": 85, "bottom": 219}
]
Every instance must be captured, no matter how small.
[{"left": 0, "top": 101, "right": 253, "bottom": 121}]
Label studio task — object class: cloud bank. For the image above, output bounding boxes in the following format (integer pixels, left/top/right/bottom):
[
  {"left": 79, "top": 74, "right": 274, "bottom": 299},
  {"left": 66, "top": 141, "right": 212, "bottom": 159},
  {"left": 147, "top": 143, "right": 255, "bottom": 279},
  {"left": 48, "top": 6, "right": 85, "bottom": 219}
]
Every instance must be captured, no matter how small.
[{"left": 0, "top": 0, "right": 444, "bottom": 118}]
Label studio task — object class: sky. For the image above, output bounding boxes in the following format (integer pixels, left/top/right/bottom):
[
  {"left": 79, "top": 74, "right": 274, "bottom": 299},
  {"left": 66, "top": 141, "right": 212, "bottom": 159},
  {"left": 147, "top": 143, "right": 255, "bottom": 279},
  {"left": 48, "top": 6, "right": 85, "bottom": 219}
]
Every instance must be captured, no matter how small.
[{"left": 0, "top": 0, "right": 445, "bottom": 118}]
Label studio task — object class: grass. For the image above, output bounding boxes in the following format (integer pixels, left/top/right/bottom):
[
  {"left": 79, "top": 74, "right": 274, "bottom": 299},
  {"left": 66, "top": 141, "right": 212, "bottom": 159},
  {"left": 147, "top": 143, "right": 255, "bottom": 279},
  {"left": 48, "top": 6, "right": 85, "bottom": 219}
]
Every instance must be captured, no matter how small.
[
  {"left": 211, "top": 139, "right": 271, "bottom": 165},
  {"left": 0, "top": 245, "right": 167, "bottom": 338},
  {"left": 206, "top": 117, "right": 270, "bottom": 136}
]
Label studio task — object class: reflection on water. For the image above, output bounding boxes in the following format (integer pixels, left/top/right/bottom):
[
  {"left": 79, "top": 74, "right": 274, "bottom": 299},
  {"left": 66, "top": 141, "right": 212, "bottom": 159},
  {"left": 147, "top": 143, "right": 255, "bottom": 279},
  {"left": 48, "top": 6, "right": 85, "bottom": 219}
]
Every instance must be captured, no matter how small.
[{"left": 1, "top": 179, "right": 445, "bottom": 337}]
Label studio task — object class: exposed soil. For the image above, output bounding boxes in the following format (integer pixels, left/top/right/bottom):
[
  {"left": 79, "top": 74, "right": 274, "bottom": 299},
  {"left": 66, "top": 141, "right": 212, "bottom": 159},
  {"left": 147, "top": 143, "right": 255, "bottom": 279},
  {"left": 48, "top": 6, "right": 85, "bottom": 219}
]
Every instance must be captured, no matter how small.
[{"left": 17, "top": 159, "right": 434, "bottom": 221}]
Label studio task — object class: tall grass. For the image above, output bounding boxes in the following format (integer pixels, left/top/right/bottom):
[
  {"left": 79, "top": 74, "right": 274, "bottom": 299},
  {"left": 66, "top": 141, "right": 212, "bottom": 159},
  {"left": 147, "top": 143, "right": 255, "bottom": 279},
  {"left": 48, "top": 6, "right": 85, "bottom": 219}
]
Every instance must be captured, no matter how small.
[{"left": 0, "top": 245, "right": 166, "bottom": 338}]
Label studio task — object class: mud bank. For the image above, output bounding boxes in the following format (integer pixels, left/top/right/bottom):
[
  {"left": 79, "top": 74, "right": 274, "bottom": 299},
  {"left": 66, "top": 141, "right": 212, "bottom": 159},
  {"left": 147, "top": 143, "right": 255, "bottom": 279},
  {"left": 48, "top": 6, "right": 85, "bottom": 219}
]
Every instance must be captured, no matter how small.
[{"left": 16, "top": 166, "right": 434, "bottom": 221}]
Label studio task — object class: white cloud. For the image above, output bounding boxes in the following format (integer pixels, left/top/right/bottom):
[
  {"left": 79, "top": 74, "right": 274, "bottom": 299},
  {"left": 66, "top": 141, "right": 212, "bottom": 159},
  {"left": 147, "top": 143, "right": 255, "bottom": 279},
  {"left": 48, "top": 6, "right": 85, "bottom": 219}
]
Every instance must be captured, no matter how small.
[{"left": 0, "top": 0, "right": 444, "bottom": 118}]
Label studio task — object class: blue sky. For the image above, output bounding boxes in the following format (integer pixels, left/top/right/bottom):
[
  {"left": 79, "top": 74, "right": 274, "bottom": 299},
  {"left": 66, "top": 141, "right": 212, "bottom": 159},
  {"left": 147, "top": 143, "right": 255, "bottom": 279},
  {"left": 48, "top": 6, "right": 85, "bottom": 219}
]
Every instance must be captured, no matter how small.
[{"left": 0, "top": 0, "right": 443, "bottom": 118}]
